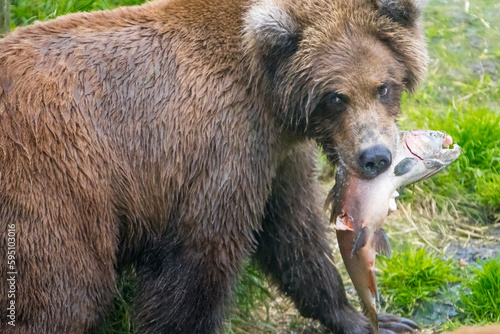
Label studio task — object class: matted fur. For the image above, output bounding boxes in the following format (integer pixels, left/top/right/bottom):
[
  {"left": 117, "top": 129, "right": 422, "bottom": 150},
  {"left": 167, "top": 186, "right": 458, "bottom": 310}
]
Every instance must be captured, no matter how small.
[{"left": 0, "top": 0, "right": 426, "bottom": 333}]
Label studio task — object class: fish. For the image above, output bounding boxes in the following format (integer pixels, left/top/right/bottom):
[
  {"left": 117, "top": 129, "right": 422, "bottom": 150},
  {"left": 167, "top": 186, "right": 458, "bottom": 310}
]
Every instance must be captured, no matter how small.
[{"left": 328, "top": 130, "right": 461, "bottom": 334}]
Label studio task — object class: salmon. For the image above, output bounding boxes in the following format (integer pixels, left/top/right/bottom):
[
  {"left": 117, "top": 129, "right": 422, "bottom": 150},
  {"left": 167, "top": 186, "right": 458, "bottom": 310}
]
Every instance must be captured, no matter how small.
[{"left": 327, "top": 130, "right": 461, "bottom": 334}]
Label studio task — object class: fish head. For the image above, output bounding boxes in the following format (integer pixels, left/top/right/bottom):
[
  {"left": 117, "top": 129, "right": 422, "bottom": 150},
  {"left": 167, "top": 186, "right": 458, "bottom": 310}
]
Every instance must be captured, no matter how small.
[
  {"left": 331, "top": 130, "right": 461, "bottom": 232},
  {"left": 394, "top": 130, "right": 461, "bottom": 186},
  {"left": 405, "top": 130, "right": 453, "bottom": 159}
]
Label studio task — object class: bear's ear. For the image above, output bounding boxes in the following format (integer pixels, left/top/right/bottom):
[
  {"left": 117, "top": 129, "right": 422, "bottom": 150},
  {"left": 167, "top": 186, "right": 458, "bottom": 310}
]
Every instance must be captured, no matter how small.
[
  {"left": 243, "top": 2, "right": 301, "bottom": 79},
  {"left": 375, "top": 0, "right": 425, "bottom": 27}
]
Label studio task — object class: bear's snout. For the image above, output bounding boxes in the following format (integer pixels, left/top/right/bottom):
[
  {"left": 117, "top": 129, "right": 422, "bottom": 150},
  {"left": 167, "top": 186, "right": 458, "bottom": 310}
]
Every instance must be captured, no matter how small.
[{"left": 356, "top": 144, "right": 392, "bottom": 178}]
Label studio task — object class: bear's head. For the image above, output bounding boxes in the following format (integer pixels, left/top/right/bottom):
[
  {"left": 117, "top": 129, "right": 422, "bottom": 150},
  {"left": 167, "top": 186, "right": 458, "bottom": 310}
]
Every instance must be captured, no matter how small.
[{"left": 243, "top": 0, "right": 427, "bottom": 179}]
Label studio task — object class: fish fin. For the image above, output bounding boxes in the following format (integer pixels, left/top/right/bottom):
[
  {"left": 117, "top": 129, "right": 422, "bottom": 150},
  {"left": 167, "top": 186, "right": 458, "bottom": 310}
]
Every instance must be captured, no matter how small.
[
  {"left": 351, "top": 227, "right": 368, "bottom": 258},
  {"left": 374, "top": 229, "right": 392, "bottom": 259},
  {"left": 394, "top": 157, "right": 418, "bottom": 176}
]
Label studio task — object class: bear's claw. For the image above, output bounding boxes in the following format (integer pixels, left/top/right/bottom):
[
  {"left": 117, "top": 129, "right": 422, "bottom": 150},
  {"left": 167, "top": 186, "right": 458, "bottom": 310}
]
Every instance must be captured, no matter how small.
[{"left": 378, "top": 313, "right": 419, "bottom": 333}]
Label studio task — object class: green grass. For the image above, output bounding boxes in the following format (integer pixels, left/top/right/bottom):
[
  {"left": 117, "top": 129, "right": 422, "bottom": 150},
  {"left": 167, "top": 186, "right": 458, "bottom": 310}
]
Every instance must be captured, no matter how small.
[
  {"left": 98, "top": 267, "right": 137, "bottom": 334},
  {"left": 443, "top": 255, "right": 500, "bottom": 331},
  {"left": 230, "top": 263, "right": 273, "bottom": 320},
  {"left": 224, "top": 263, "right": 276, "bottom": 334},
  {"left": 377, "top": 247, "right": 459, "bottom": 318},
  {"left": 457, "top": 255, "right": 500, "bottom": 324},
  {"left": 398, "top": 0, "right": 500, "bottom": 220},
  {"left": 10, "top": 0, "right": 146, "bottom": 27},
  {"left": 399, "top": 104, "right": 500, "bottom": 217}
]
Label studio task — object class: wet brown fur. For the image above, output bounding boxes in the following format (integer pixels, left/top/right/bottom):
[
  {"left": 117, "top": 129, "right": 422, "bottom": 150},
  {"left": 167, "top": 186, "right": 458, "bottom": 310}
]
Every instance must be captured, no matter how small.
[
  {"left": 446, "top": 325, "right": 500, "bottom": 334},
  {"left": 0, "top": 0, "right": 426, "bottom": 333}
]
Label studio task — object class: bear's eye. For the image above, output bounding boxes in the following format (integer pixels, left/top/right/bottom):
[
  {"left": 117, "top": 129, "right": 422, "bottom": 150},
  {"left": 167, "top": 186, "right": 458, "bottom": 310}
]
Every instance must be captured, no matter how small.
[
  {"left": 330, "top": 94, "right": 343, "bottom": 104},
  {"left": 326, "top": 92, "right": 348, "bottom": 111},
  {"left": 377, "top": 84, "right": 389, "bottom": 98}
]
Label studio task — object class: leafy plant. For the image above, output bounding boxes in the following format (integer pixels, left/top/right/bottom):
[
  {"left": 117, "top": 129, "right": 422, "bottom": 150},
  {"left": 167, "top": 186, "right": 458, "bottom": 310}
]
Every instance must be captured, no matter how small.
[{"left": 378, "top": 247, "right": 459, "bottom": 317}]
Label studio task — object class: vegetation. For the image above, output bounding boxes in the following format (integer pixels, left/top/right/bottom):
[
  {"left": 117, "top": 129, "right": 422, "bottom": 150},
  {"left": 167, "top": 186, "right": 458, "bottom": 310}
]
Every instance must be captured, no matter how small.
[
  {"left": 457, "top": 255, "right": 500, "bottom": 325},
  {"left": 399, "top": 0, "right": 500, "bottom": 219},
  {"left": 377, "top": 247, "right": 459, "bottom": 318},
  {"left": 98, "top": 267, "right": 137, "bottom": 334},
  {"left": 399, "top": 104, "right": 500, "bottom": 221},
  {"left": 9, "top": 0, "right": 145, "bottom": 27},
  {"left": 1, "top": 0, "right": 9, "bottom": 35},
  {"left": 225, "top": 264, "right": 275, "bottom": 334}
]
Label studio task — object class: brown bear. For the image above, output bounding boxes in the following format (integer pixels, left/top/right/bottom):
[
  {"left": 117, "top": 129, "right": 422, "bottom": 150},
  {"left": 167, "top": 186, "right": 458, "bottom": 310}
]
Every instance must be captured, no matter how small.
[{"left": 0, "top": 0, "right": 427, "bottom": 333}]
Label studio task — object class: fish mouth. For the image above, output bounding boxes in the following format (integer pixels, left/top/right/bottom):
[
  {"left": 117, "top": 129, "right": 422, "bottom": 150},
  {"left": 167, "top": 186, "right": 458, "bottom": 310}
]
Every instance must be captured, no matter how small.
[
  {"left": 401, "top": 130, "right": 461, "bottom": 180},
  {"left": 404, "top": 130, "right": 460, "bottom": 161}
]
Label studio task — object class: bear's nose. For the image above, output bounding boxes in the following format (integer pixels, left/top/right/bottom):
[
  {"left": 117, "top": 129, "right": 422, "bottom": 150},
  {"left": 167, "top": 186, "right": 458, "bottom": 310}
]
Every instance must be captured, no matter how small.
[{"left": 357, "top": 145, "right": 392, "bottom": 178}]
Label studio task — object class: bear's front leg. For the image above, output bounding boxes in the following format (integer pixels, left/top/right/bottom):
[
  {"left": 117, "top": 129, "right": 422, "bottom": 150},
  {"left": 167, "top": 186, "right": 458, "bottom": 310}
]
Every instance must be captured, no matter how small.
[
  {"left": 132, "top": 168, "right": 265, "bottom": 334},
  {"left": 254, "top": 141, "right": 417, "bottom": 334},
  {"left": 134, "top": 227, "right": 250, "bottom": 334},
  {"left": 133, "top": 232, "right": 237, "bottom": 334}
]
